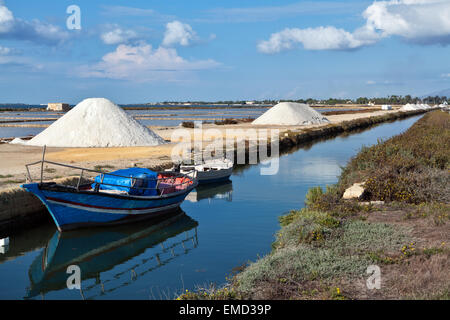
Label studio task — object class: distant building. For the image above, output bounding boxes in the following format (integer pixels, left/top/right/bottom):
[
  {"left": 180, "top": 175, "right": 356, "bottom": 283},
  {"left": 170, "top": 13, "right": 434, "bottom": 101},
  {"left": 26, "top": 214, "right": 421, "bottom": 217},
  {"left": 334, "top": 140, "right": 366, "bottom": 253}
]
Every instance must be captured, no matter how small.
[
  {"left": 368, "top": 101, "right": 375, "bottom": 106},
  {"left": 381, "top": 104, "right": 392, "bottom": 110},
  {"left": 245, "top": 101, "right": 255, "bottom": 105},
  {"left": 47, "top": 103, "right": 70, "bottom": 112}
]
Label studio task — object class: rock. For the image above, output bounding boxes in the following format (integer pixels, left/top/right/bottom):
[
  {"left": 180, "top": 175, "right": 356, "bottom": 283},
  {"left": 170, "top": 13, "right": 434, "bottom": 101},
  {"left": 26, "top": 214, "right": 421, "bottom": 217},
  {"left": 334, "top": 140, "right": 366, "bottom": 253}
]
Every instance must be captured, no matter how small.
[{"left": 343, "top": 182, "right": 365, "bottom": 199}]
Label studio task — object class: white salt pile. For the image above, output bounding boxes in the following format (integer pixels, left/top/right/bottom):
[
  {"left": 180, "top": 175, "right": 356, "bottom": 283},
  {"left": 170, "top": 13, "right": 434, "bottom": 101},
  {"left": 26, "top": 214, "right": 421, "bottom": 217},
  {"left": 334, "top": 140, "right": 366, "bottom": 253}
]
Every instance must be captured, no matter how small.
[
  {"left": 9, "top": 138, "right": 27, "bottom": 145},
  {"left": 252, "top": 102, "right": 329, "bottom": 126},
  {"left": 24, "top": 98, "right": 166, "bottom": 147},
  {"left": 400, "top": 103, "right": 432, "bottom": 111}
]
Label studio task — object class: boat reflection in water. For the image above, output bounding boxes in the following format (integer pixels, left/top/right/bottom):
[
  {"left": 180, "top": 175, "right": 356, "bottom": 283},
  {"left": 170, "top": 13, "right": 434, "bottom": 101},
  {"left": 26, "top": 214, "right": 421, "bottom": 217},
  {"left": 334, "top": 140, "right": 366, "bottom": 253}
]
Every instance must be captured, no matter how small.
[
  {"left": 185, "top": 181, "right": 233, "bottom": 203},
  {"left": 25, "top": 210, "right": 198, "bottom": 299}
]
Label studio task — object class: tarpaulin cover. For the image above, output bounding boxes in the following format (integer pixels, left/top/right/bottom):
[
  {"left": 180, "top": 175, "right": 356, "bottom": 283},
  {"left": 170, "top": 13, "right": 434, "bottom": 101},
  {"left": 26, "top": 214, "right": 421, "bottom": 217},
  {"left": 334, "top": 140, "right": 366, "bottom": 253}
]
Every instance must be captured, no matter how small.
[{"left": 92, "top": 168, "right": 158, "bottom": 196}]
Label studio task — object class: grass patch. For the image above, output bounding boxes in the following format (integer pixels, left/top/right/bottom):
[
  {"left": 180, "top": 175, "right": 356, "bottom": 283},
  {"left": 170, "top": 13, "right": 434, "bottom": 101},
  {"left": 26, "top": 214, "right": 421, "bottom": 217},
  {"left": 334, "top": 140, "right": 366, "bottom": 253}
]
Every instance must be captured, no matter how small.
[
  {"left": 0, "top": 174, "right": 13, "bottom": 179},
  {"left": 0, "top": 179, "right": 24, "bottom": 185},
  {"left": 233, "top": 208, "right": 410, "bottom": 297}
]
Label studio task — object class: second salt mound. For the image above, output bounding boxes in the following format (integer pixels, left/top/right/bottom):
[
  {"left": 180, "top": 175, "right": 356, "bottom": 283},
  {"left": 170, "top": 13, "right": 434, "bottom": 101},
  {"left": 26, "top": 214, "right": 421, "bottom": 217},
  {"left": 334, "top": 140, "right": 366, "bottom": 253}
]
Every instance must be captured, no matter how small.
[
  {"left": 27, "top": 98, "right": 166, "bottom": 147},
  {"left": 252, "top": 102, "right": 329, "bottom": 126}
]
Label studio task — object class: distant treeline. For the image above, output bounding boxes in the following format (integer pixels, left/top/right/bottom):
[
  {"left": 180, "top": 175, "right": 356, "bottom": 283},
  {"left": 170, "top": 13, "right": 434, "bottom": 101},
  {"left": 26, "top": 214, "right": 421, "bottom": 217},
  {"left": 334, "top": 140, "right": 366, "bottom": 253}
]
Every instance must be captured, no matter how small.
[
  {"left": 1, "top": 95, "right": 448, "bottom": 111},
  {"left": 147, "top": 95, "right": 448, "bottom": 106}
]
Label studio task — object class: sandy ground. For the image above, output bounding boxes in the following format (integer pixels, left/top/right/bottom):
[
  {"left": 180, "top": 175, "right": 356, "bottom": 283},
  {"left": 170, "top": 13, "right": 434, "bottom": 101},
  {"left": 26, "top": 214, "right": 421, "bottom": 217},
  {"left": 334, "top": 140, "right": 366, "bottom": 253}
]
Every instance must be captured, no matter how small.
[{"left": 0, "top": 109, "right": 398, "bottom": 189}]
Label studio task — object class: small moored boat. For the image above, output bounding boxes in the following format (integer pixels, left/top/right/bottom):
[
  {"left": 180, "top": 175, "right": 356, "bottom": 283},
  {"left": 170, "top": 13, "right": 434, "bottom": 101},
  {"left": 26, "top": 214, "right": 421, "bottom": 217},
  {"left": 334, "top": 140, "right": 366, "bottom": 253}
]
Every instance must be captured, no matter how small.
[
  {"left": 167, "top": 158, "right": 233, "bottom": 185},
  {"left": 21, "top": 147, "right": 197, "bottom": 232}
]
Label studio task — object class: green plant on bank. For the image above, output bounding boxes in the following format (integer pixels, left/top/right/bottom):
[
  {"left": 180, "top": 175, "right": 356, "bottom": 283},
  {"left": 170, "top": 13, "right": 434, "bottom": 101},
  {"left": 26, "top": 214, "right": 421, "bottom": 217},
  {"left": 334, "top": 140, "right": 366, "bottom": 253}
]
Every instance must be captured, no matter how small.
[
  {"left": 330, "top": 287, "right": 346, "bottom": 300},
  {"left": 0, "top": 174, "right": 13, "bottom": 179},
  {"left": 403, "top": 202, "right": 450, "bottom": 226},
  {"left": 233, "top": 208, "right": 410, "bottom": 297},
  {"left": 176, "top": 286, "right": 242, "bottom": 300}
]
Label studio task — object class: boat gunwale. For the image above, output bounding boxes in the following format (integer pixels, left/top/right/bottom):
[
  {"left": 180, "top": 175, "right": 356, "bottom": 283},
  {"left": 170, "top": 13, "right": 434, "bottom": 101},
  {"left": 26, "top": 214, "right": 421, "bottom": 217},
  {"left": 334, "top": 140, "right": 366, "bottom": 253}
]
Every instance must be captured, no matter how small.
[{"left": 31, "top": 178, "right": 198, "bottom": 201}]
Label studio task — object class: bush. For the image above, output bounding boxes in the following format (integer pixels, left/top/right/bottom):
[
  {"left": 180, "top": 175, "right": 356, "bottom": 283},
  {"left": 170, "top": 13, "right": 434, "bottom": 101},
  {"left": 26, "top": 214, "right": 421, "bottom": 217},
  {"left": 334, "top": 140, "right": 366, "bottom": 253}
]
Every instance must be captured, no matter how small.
[
  {"left": 305, "top": 186, "right": 323, "bottom": 208},
  {"left": 339, "top": 111, "right": 450, "bottom": 203},
  {"left": 181, "top": 121, "right": 195, "bottom": 128},
  {"left": 214, "top": 118, "right": 238, "bottom": 125}
]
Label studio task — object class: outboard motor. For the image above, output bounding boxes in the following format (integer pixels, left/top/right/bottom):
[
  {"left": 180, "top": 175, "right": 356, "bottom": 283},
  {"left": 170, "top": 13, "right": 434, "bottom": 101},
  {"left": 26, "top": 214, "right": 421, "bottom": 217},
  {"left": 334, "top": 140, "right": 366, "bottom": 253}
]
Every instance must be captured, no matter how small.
[{"left": 173, "top": 163, "right": 181, "bottom": 173}]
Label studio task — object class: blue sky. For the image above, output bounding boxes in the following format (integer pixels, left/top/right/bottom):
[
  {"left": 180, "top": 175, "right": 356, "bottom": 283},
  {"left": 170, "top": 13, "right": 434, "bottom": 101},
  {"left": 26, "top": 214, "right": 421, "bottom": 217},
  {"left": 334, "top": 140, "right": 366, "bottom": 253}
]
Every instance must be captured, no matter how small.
[{"left": 0, "top": 0, "right": 449, "bottom": 104}]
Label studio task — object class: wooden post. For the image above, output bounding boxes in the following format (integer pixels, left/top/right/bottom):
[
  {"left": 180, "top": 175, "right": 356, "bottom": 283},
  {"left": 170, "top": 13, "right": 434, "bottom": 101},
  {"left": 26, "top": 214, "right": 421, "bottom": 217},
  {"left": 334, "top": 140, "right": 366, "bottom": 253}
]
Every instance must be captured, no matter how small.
[
  {"left": 40, "top": 145, "right": 46, "bottom": 184},
  {"left": 77, "top": 169, "right": 84, "bottom": 191}
]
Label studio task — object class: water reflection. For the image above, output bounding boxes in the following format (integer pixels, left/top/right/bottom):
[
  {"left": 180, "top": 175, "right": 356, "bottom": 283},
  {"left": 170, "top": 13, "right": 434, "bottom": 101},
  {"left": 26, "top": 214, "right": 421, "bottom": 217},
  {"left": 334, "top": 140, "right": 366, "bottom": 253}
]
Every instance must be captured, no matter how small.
[
  {"left": 25, "top": 211, "right": 198, "bottom": 299},
  {"left": 185, "top": 181, "right": 233, "bottom": 203}
]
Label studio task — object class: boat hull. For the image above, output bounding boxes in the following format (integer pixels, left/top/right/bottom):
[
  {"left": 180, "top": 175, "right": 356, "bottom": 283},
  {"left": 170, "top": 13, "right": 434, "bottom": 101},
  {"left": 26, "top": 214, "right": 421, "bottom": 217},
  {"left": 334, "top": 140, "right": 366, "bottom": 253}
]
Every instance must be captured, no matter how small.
[
  {"left": 192, "top": 167, "right": 233, "bottom": 184},
  {"left": 21, "top": 183, "right": 194, "bottom": 231}
]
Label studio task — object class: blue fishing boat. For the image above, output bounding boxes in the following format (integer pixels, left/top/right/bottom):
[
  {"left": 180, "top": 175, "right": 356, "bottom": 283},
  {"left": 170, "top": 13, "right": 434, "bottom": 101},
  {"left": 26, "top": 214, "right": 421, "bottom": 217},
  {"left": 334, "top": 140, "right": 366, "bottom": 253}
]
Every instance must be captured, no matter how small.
[{"left": 21, "top": 147, "right": 197, "bottom": 232}]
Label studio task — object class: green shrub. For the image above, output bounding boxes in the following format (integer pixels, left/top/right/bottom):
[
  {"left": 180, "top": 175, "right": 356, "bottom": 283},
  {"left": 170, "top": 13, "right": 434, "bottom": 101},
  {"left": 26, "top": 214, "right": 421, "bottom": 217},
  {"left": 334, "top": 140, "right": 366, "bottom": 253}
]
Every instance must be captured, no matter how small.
[
  {"left": 339, "top": 111, "right": 450, "bottom": 203},
  {"left": 305, "top": 186, "right": 323, "bottom": 208}
]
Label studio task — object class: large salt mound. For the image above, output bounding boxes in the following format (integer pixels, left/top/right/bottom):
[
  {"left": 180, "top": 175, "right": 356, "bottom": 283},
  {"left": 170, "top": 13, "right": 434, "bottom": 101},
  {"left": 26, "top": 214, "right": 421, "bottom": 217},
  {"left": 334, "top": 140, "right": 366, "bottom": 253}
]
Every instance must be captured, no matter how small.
[
  {"left": 401, "top": 103, "right": 419, "bottom": 111},
  {"left": 26, "top": 98, "right": 166, "bottom": 147},
  {"left": 401, "top": 103, "right": 431, "bottom": 111},
  {"left": 252, "top": 102, "right": 329, "bottom": 126}
]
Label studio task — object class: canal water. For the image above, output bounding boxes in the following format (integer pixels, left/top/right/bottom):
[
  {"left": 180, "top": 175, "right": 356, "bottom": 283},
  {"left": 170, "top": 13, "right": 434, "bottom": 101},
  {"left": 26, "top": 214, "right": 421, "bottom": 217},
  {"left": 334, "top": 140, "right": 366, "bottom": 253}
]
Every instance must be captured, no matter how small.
[{"left": 0, "top": 115, "right": 423, "bottom": 300}]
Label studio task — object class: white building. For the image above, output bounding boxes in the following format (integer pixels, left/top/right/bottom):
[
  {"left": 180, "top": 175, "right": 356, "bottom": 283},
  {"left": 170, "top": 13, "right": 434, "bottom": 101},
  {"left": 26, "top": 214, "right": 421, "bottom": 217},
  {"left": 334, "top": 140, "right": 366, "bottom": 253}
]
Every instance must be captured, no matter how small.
[
  {"left": 47, "top": 103, "right": 70, "bottom": 112},
  {"left": 381, "top": 105, "right": 392, "bottom": 110}
]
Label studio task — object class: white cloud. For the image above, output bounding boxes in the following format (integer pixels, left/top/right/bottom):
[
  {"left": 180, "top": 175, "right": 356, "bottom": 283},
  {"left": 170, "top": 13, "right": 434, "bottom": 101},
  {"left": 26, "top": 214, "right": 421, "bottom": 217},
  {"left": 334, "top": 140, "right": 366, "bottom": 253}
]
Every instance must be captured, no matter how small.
[
  {"left": 442, "top": 73, "right": 450, "bottom": 78},
  {"left": 0, "top": 3, "right": 14, "bottom": 32},
  {"left": 162, "top": 21, "right": 198, "bottom": 47},
  {"left": 258, "top": 26, "right": 378, "bottom": 53},
  {"left": 79, "top": 42, "right": 220, "bottom": 82},
  {"left": 363, "top": 0, "right": 450, "bottom": 44},
  {"left": 0, "top": 3, "right": 69, "bottom": 45},
  {"left": 0, "top": 45, "right": 11, "bottom": 55},
  {"left": 101, "top": 27, "right": 138, "bottom": 45},
  {"left": 258, "top": 0, "right": 450, "bottom": 53}
]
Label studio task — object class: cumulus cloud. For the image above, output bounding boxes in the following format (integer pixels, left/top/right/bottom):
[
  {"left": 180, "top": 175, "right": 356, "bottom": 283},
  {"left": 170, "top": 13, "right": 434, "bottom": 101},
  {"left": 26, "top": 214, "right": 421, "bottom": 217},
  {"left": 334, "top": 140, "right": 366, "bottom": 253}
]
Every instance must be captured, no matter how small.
[
  {"left": 258, "top": 0, "right": 450, "bottom": 53},
  {"left": 79, "top": 42, "right": 220, "bottom": 82},
  {"left": 363, "top": 0, "right": 450, "bottom": 44},
  {"left": 101, "top": 27, "right": 138, "bottom": 45},
  {"left": 0, "top": 3, "right": 69, "bottom": 45},
  {"left": 162, "top": 21, "right": 198, "bottom": 47},
  {"left": 258, "top": 26, "right": 379, "bottom": 53}
]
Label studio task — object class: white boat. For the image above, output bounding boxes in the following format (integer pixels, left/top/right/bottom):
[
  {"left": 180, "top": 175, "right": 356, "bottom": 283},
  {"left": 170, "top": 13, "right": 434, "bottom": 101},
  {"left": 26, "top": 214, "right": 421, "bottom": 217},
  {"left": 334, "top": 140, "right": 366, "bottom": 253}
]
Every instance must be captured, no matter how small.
[{"left": 167, "top": 158, "right": 233, "bottom": 184}]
